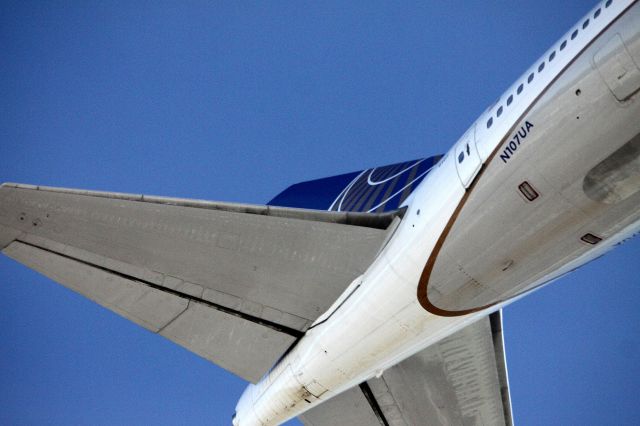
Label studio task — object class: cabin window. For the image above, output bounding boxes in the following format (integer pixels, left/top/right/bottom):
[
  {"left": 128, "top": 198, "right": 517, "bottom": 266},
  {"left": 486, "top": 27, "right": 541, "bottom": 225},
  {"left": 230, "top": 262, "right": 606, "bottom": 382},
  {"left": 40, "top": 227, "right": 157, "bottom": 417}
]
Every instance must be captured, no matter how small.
[
  {"left": 497, "top": 106, "right": 503, "bottom": 117},
  {"left": 560, "top": 40, "right": 567, "bottom": 50},
  {"left": 571, "top": 29, "right": 578, "bottom": 40},
  {"left": 538, "top": 62, "right": 545, "bottom": 72},
  {"left": 507, "top": 95, "right": 513, "bottom": 106},
  {"left": 594, "top": 8, "right": 601, "bottom": 18},
  {"left": 549, "top": 51, "right": 556, "bottom": 62},
  {"left": 486, "top": 117, "right": 493, "bottom": 129},
  {"left": 528, "top": 73, "right": 534, "bottom": 83},
  {"left": 605, "top": 0, "right": 612, "bottom": 8},
  {"left": 583, "top": 19, "right": 589, "bottom": 29},
  {"left": 517, "top": 84, "right": 524, "bottom": 95}
]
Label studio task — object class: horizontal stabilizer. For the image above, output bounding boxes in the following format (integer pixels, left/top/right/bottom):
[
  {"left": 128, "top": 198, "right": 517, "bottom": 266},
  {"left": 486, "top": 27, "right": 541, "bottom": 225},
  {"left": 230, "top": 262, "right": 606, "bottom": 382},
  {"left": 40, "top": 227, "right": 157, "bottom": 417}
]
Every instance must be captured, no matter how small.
[{"left": 0, "top": 183, "right": 400, "bottom": 382}]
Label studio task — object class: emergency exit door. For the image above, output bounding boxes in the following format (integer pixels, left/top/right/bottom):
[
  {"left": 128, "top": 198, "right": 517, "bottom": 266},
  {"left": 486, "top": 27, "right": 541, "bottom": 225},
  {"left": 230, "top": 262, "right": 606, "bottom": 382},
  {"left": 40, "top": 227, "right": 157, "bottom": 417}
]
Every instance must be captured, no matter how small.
[{"left": 454, "top": 124, "right": 481, "bottom": 188}]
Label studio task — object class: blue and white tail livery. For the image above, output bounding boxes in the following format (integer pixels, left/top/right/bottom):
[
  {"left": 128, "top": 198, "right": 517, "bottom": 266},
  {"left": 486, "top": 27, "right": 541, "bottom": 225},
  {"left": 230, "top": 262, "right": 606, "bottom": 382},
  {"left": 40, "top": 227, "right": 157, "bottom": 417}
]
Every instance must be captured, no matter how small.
[{"left": 270, "top": 156, "right": 441, "bottom": 213}]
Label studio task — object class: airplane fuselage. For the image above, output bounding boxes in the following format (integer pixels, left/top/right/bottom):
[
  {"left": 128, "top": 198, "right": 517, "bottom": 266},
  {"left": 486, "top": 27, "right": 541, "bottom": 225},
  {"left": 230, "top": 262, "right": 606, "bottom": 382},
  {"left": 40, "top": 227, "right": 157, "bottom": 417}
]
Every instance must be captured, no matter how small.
[{"left": 235, "top": 1, "right": 640, "bottom": 424}]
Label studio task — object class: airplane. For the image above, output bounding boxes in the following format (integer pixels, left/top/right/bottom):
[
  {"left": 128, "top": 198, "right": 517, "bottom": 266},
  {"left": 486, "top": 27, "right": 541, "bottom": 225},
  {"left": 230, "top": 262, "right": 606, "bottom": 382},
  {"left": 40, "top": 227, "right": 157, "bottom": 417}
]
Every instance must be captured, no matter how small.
[{"left": 1, "top": 0, "right": 639, "bottom": 424}]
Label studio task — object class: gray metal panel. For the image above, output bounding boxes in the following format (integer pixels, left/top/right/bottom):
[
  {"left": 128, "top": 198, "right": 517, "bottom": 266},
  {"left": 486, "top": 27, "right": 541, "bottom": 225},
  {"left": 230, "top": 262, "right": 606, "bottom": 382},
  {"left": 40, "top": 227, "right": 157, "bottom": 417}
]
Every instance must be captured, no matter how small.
[
  {"left": 368, "top": 313, "right": 511, "bottom": 426},
  {"left": 299, "top": 385, "right": 382, "bottom": 426},
  {"left": 160, "top": 301, "right": 295, "bottom": 382},
  {"left": 594, "top": 33, "right": 640, "bottom": 102},
  {"left": 2, "top": 241, "right": 295, "bottom": 382},
  {"left": 0, "top": 184, "right": 393, "bottom": 331},
  {"left": 0, "top": 223, "right": 21, "bottom": 250},
  {"left": 298, "top": 313, "right": 512, "bottom": 426},
  {"left": 4, "top": 241, "right": 189, "bottom": 332},
  {"left": 0, "top": 183, "right": 398, "bottom": 229}
]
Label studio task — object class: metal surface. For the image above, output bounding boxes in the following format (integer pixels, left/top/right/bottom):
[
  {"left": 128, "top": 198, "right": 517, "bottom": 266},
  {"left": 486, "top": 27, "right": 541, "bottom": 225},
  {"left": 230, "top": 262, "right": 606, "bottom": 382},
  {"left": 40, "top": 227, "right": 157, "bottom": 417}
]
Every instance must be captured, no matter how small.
[
  {"left": 2, "top": 183, "right": 399, "bottom": 229},
  {"left": 583, "top": 132, "right": 640, "bottom": 203},
  {"left": 424, "top": 6, "right": 640, "bottom": 314},
  {"left": 5, "top": 241, "right": 189, "bottom": 333},
  {"left": 299, "top": 385, "right": 382, "bottom": 426},
  {"left": 594, "top": 33, "right": 640, "bottom": 101},
  {"left": 3, "top": 241, "right": 295, "bottom": 382},
  {"left": 297, "top": 312, "right": 511, "bottom": 426},
  {"left": 0, "top": 184, "right": 393, "bottom": 329},
  {"left": 0, "top": 184, "right": 396, "bottom": 382},
  {"left": 368, "top": 313, "right": 509, "bottom": 426},
  {"left": 159, "top": 302, "right": 296, "bottom": 382},
  {"left": 453, "top": 125, "right": 481, "bottom": 188}
]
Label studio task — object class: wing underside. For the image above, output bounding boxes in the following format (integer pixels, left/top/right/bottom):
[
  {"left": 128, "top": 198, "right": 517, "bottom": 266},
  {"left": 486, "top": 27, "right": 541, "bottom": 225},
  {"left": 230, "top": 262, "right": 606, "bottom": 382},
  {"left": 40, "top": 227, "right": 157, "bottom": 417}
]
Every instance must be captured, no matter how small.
[
  {"left": 0, "top": 182, "right": 514, "bottom": 425},
  {"left": 300, "top": 311, "right": 513, "bottom": 426},
  {"left": 0, "top": 183, "right": 399, "bottom": 382}
]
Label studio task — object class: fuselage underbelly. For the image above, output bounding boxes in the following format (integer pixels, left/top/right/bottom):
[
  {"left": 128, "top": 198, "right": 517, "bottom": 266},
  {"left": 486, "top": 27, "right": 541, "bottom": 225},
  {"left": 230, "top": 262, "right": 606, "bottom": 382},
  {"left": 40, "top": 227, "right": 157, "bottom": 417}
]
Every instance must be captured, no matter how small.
[{"left": 235, "top": 2, "right": 640, "bottom": 424}]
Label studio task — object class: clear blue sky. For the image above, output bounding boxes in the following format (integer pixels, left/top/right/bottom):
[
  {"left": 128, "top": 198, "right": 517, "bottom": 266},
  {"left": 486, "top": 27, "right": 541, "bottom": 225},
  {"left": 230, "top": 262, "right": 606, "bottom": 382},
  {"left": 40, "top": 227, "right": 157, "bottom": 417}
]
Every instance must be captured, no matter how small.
[{"left": 1, "top": 1, "right": 638, "bottom": 425}]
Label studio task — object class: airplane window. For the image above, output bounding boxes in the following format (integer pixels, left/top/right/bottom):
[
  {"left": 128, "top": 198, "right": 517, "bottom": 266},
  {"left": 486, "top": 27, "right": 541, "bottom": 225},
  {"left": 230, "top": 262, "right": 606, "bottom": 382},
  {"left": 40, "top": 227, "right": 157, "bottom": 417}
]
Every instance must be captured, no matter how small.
[
  {"left": 605, "top": 0, "right": 612, "bottom": 8},
  {"left": 538, "top": 62, "right": 545, "bottom": 72},
  {"left": 507, "top": 95, "right": 513, "bottom": 106},
  {"left": 458, "top": 151, "right": 465, "bottom": 163},
  {"left": 583, "top": 19, "right": 589, "bottom": 29},
  {"left": 486, "top": 117, "right": 493, "bottom": 129},
  {"left": 560, "top": 40, "right": 567, "bottom": 50},
  {"left": 497, "top": 106, "right": 503, "bottom": 117},
  {"left": 549, "top": 51, "right": 556, "bottom": 62},
  {"left": 528, "top": 73, "right": 534, "bottom": 83},
  {"left": 571, "top": 29, "right": 578, "bottom": 40},
  {"left": 594, "top": 8, "right": 601, "bottom": 18},
  {"left": 517, "top": 84, "right": 524, "bottom": 95}
]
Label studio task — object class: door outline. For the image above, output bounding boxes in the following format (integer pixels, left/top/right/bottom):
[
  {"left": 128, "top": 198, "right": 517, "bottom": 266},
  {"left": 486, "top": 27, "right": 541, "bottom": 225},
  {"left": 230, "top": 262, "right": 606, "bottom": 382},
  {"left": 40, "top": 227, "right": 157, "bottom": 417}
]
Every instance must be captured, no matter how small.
[{"left": 454, "top": 124, "right": 481, "bottom": 188}]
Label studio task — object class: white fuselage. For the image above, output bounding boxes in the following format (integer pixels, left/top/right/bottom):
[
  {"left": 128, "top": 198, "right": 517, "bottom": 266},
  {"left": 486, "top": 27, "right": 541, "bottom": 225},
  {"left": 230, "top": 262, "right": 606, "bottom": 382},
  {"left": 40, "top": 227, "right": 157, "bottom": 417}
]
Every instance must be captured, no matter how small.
[{"left": 235, "top": 1, "right": 640, "bottom": 424}]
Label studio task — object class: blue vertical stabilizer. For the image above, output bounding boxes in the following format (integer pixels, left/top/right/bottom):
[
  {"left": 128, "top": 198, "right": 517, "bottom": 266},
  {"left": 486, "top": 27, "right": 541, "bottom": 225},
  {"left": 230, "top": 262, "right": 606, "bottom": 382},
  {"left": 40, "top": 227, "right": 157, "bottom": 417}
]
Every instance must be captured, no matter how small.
[{"left": 268, "top": 156, "right": 441, "bottom": 212}]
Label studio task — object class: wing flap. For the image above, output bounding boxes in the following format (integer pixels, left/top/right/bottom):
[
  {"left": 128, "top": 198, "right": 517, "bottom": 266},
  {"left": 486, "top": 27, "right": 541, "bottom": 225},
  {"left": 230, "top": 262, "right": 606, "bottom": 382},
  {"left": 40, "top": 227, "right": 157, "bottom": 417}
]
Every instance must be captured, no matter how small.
[
  {"left": 371, "top": 314, "right": 509, "bottom": 425},
  {"left": 4, "top": 241, "right": 189, "bottom": 332},
  {"left": 159, "top": 302, "right": 295, "bottom": 382},
  {"left": 3, "top": 240, "right": 296, "bottom": 382},
  {"left": 300, "top": 312, "right": 513, "bottom": 426}
]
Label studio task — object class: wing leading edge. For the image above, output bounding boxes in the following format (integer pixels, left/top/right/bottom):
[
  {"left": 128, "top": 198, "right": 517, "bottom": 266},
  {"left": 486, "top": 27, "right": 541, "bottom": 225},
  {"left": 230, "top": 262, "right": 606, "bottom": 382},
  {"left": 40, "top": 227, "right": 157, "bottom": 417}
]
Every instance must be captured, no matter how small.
[
  {"left": 300, "top": 311, "right": 513, "bottom": 426},
  {"left": 0, "top": 183, "right": 400, "bottom": 383}
]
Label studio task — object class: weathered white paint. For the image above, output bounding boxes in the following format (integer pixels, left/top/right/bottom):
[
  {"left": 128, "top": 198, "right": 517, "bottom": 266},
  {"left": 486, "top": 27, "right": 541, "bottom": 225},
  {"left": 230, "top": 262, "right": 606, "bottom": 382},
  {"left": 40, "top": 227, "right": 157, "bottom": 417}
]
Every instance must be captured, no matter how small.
[{"left": 234, "top": 1, "right": 640, "bottom": 424}]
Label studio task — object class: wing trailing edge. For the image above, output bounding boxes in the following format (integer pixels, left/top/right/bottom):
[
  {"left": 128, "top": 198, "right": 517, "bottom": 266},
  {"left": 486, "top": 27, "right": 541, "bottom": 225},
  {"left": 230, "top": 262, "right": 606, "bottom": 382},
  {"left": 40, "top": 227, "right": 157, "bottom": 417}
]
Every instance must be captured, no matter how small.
[{"left": 0, "top": 183, "right": 400, "bottom": 382}]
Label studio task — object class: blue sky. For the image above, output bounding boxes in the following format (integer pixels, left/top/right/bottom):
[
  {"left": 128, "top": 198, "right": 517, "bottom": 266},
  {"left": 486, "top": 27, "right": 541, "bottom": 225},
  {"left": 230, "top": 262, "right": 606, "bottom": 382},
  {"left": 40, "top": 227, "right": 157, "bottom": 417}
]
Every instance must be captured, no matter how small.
[{"left": 1, "top": 1, "right": 638, "bottom": 425}]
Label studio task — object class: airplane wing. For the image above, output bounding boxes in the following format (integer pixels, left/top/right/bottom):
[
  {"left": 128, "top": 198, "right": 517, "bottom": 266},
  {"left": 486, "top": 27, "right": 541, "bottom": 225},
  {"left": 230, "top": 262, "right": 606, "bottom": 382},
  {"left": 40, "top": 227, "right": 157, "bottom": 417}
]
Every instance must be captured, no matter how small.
[
  {"left": 299, "top": 311, "right": 513, "bottom": 426},
  {"left": 0, "top": 183, "right": 399, "bottom": 383}
]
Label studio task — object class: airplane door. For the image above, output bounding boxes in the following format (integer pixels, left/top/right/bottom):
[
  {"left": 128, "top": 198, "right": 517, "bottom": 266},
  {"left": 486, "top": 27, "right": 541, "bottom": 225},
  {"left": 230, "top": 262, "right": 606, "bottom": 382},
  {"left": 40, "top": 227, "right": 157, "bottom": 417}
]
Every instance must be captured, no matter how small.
[{"left": 454, "top": 124, "right": 482, "bottom": 188}]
